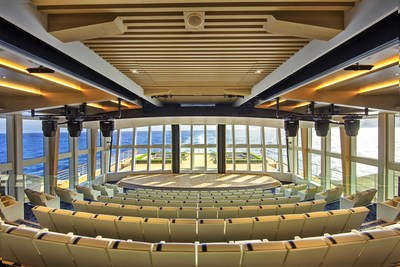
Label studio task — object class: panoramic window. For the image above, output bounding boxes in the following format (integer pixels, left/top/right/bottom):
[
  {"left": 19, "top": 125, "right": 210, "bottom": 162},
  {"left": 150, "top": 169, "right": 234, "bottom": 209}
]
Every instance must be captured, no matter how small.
[
  {"left": 355, "top": 162, "right": 377, "bottom": 192},
  {"left": 311, "top": 153, "right": 322, "bottom": 184},
  {"left": 59, "top": 127, "right": 70, "bottom": 154},
  {"left": 356, "top": 117, "right": 378, "bottom": 159},
  {"left": 57, "top": 158, "right": 70, "bottom": 188},
  {"left": 77, "top": 128, "right": 88, "bottom": 150},
  {"left": 330, "top": 127, "right": 341, "bottom": 154},
  {"left": 0, "top": 118, "right": 6, "bottom": 164},
  {"left": 395, "top": 115, "right": 400, "bottom": 162},
  {"left": 330, "top": 157, "right": 342, "bottom": 186},
  {"left": 23, "top": 119, "right": 44, "bottom": 160},
  {"left": 23, "top": 163, "right": 44, "bottom": 191},
  {"left": 311, "top": 129, "right": 321, "bottom": 150},
  {"left": 77, "top": 154, "right": 88, "bottom": 184}
]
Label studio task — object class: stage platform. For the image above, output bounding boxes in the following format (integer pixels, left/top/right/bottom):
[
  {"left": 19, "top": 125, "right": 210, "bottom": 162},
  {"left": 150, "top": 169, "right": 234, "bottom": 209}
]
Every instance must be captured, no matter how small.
[{"left": 118, "top": 173, "right": 281, "bottom": 191}]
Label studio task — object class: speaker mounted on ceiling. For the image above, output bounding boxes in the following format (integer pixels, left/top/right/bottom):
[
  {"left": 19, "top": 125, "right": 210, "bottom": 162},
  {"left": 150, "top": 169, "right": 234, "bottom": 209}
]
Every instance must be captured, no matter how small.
[{"left": 184, "top": 12, "right": 205, "bottom": 30}]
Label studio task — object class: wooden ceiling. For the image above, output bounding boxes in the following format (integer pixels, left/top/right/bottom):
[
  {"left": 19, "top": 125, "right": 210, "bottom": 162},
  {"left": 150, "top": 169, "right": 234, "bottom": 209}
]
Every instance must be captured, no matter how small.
[{"left": 31, "top": 0, "right": 358, "bottom": 104}]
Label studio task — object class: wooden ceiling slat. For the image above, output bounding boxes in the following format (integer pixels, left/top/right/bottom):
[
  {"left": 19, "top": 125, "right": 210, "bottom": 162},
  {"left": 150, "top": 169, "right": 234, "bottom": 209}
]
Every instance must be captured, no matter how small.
[{"left": 86, "top": 42, "right": 307, "bottom": 47}]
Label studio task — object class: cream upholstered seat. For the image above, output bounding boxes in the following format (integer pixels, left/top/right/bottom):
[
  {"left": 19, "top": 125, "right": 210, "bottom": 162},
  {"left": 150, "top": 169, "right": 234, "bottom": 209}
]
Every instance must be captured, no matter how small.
[
  {"left": 251, "top": 215, "right": 280, "bottom": 240},
  {"left": 225, "top": 217, "right": 253, "bottom": 241},
  {"left": 54, "top": 187, "right": 84, "bottom": 204},
  {"left": 67, "top": 236, "right": 112, "bottom": 267},
  {"left": 24, "top": 188, "right": 60, "bottom": 209},
  {"left": 309, "top": 199, "right": 327, "bottom": 212},
  {"left": 138, "top": 205, "right": 158, "bottom": 218},
  {"left": 115, "top": 216, "right": 144, "bottom": 241},
  {"left": 323, "top": 209, "right": 351, "bottom": 234},
  {"left": 238, "top": 206, "right": 258, "bottom": 217},
  {"left": 315, "top": 186, "right": 344, "bottom": 204},
  {"left": 282, "top": 237, "right": 329, "bottom": 267},
  {"left": 76, "top": 185, "right": 101, "bottom": 201},
  {"left": 91, "top": 214, "right": 119, "bottom": 239},
  {"left": 169, "top": 218, "right": 197, "bottom": 242},
  {"left": 93, "top": 184, "right": 115, "bottom": 197},
  {"left": 276, "top": 214, "right": 305, "bottom": 241},
  {"left": 284, "top": 184, "right": 307, "bottom": 197},
  {"left": 70, "top": 211, "right": 96, "bottom": 237},
  {"left": 152, "top": 242, "right": 196, "bottom": 267},
  {"left": 241, "top": 241, "right": 288, "bottom": 267},
  {"left": 198, "top": 207, "right": 218, "bottom": 219},
  {"left": 197, "top": 219, "right": 225, "bottom": 243},
  {"left": 107, "top": 240, "right": 152, "bottom": 267},
  {"left": 120, "top": 204, "right": 139, "bottom": 217},
  {"left": 178, "top": 207, "right": 197, "bottom": 218},
  {"left": 49, "top": 208, "right": 75, "bottom": 233},
  {"left": 276, "top": 204, "right": 296, "bottom": 215},
  {"left": 105, "top": 183, "right": 124, "bottom": 194},
  {"left": 377, "top": 196, "right": 400, "bottom": 222},
  {"left": 72, "top": 199, "right": 88, "bottom": 212},
  {"left": 158, "top": 206, "right": 178, "bottom": 219},
  {"left": 342, "top": 207, "right": 369, "bottom": 232},
  {"left": 340, "top": 188, "right": 377, "bottom": 209},
  {"left": 103, "top": 202, "right": 122, "bottom": 216},
  {"left": 257, "top": 205, "right": 277, "bottom": 216},
  {"left": 32, "top": 205, "right": 57, "bottom": 231},
  {"left": 1, "top": 224, "right": 47, "bottom": 267},
  {"left": 294, "top": 202, "right": 311, "bottom": 214},
  {"left": 300, "top": 211, "right": 329, "bottom": 238},
  {"left": 86, "top": 201, "right": 105, "bottom": 214},
  {"left": 218, "top": 206, "right": 238, "bottom": 219},
  {"left": 297, "top": 187, "right": 318, "bottom": 201},
  {"left": 0, "top": 195, "right": 24, "bottom": 222},
  {"left": 197, "top": 243, "right": 242, "bottom": 267},
  {"left": 141, "top": 218, "right": 170, "bottom": 242}
]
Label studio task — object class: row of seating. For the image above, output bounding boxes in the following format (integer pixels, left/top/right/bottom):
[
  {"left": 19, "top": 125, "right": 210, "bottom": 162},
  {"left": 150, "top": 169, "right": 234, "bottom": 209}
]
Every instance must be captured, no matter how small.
[
  {"left": 2, "top": 221, "right": 398, "bottom": 267},
  {"left": 75, "top": 184, "right": 123, "bottom": 200},
  {"left": 132, "top": 187, "right": 270, "bottom": 194},
  {"left": 340, "top": 188, "right": 378, "bottom": 209},
  {"left": 32, "top": 206, "right": 369, "bottom": 243},
  {"left": 99, "top": 195, "right": 302, "bottom": 208},
  {"left": 116, "top": 191, "right": 284, "bottom": 201},
  {"left": 72, "top": 199, "right": 326, "bottom": 219},
  {"left": 24, "top": 188, "right": 60, "bottom": 209}
]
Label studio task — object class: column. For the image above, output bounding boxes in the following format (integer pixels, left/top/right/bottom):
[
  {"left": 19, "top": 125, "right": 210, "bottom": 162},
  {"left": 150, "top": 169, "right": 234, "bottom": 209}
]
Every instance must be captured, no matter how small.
[
  {"left": 217, "top": 124, "right": 226, "bottom": 173},
  {"left": 171, "top": 124, "right": 180, "bottom": 173}
]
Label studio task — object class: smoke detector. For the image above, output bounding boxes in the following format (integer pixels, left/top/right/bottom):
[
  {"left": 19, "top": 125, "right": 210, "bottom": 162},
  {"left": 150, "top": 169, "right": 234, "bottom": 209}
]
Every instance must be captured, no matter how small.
[{"left": 184, "top": 12, "right": 205, "bottom": 30}]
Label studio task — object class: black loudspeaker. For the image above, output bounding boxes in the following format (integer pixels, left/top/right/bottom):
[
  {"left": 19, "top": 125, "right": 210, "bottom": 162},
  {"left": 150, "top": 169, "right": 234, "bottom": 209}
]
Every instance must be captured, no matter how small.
[
  {"left": 315, "top": 120, "right": 330, "bottom": 137},
  {"left": 284, "top": 119, "right": 299, "bottom": 137},
  {"left": 100, "top": 120, "right": 115, "bottom": 137},
  {"left": 67, "top": 120, "right": 83, "bottom": 137},
  {"left": 344, "top": 118, "right": 360, "bottom": 136},
  {"left": 42, "top": 120, "right": 57, "bottom": 137}
]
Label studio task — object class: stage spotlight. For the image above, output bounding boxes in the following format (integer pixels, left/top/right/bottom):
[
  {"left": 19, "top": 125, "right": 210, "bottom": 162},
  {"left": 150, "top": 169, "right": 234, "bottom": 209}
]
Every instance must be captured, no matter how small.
[
  {"left": 314, "top": 118, "right": 330, "bottom": 137},
  {"left": 42, "top": 120, "right": 57, "bottom": 137},
  {"left": 284, "top": 116, "right": 299, "bottom": 137},
  {"left": 100, "top": 120, "right": 115, "bottom": 137},
  {"left": 343, "top": 116, "right": 361, "bottom": 136},
  {"left": 67, "top": 119, "right": 83, "bottom": 137}
]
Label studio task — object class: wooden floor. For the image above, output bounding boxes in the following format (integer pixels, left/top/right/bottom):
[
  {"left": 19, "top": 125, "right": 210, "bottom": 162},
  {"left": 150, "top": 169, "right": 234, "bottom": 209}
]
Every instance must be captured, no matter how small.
[{"left": 118, "top": 173, "right": 281, "bottom": 191}]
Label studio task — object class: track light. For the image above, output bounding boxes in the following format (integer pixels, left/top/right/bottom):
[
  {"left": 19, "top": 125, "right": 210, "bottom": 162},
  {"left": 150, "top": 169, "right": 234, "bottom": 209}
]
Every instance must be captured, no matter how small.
[
  {"left": 100, "top": 119, "right": 115, "bottom": 137},
  {"left": 314, "top": 117, "right": 331, "bottom": 137},
  {"left": 67, "top": 119, "right": 83, "bottom": 137},
  {"left": 343, "top": 115, "right": 362, "bottom": 136},
  {"left": 42, "top": 120, "right": 58, "bottom": 137},
  {"left": 284, "top": 116, "right": 299, "bottom": 137}
]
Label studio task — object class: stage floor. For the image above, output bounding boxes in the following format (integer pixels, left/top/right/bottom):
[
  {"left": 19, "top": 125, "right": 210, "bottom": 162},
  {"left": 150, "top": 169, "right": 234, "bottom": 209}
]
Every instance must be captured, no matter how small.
[{"left": 118, "top": 173, "right": 281, "bottom": 191}]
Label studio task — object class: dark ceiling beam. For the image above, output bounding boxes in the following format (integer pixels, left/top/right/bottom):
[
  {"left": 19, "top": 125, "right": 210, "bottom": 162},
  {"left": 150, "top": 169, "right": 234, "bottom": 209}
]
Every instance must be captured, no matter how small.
[
  {"left": 247, "top": 11, "right": 399, "bottom": 105},
  {"left": 0, "top": 17, "right": 154, "bottom": 106}
]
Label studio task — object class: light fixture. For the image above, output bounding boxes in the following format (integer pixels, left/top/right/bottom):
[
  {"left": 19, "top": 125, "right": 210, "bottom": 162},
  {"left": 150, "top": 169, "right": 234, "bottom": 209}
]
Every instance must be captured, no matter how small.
[
  {"left": 67, "top": 119, "right": 83, "bottom": 137},
  {"left": 358, "top": 79, "right": 398, "bottom": 94},
  {"left": 42, "top": 119, "right": 58, "bottom": 137},
  {"left": 87, "top": 103, "right": 104, "bottom": 109},
  {"left": 343, "top": 115, "right": 362, "bottom": 136},
  {"left": 0, "top": 80, "right": 42, "bottom": 95},
  {"left": 100, "top": 119, "right": 115, "bottom": 137},
  {"left": 110, "top": 99, "right": 130, "bottom": 107},
  {"left": 2, "top": 76, "right": 6, "bottom": 79},
  {"left": 26, "top": 65, "right": 54, "bottom": 73},
  {"left": 284, "top": 116, "right": 299, "bottom": 137},
  {"left": 344, "top": 63, "right": 374, "bottom": 71},
  {"left": 131, "top": 69, "right": 139, "bottom": 74},
  {"left": 314, "top": 116, "right": 331, "bottom": 137},
  {"left": 255, "top": 70, "right": 262, "bottom": 74}
]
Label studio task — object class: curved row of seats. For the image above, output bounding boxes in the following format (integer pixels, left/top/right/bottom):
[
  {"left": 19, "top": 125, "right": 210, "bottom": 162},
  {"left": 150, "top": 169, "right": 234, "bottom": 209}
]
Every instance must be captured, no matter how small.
[
  {"left": 32, "top": 206, "right": 369, "bottom": 243},
  {"left": 71, "top": 199, "right": 326, "bottom": 219},
  {"left": 132, "top": 187, "right": 270, "bottom": 195},
  {"left": 1, "top": 221, "right": 399, "bottom": 267},
  {"left": 98, "top": 195, "right": 304, "bottom": 208},
  {"left": 116, "top": 191, "right": 284, "bottom": 202}
]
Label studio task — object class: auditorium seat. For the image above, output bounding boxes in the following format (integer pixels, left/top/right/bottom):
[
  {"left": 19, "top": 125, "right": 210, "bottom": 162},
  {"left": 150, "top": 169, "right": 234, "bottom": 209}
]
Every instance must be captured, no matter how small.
[
  {"left": 276, "top": 204, "right": 296, "bottom": 215},
  {"left": 178, "top": 207, "right": 197, "bottom": 218},
  {"left": 68, "top": 236, "right": 112, "bottom": 267},
  {"left": 215, "top": 200, "right": 231, "bottom": 206},
  {"left": 276, "top": 214, "right": 305, "bottom": 241},
  {"left": 238, "top": 206, "right": 258, "bottom": 217},
  {"left": 141, "top": 218, "right": 170, "bottom": 242},
  {"left": 169, "top": 218, "right": 197, "bottom": 242},
  {"left": 76, "top": 185, "right": 101, "bottom": 201},
  {"left": 109, "top": 196, "right": 124, "bottom": 204},
  {"left": 323, "top": 210, "right": 351, "bottom": 234},
  {"left": 245, "top": 199, "right": 260, "bottom": 206},
  {"left": 167, "top": 200, "right": 183, "bottom": 207},
  {"left": 49, "top": 208, "right": 75, "bottom": 233},
  {"left": 152, "top": 199, "right": 167, "bottom": 207},
  {"left": 251, "top": 216, "right": 280, "bottom": 240},
  {"left": 294, "top": 202, "right": 311, "bottom": 214},
  {"left": 257, "top": 205, "right": 277, "bottom": 216},
  {"left": 32, "top": 205, "right": 57, "bottom": 231},
  {"left": 86, "top": 201, "right": 105, "bottom": 214},
  {"left": 138, "top": 206, "right": 158, "bottom": 218},
  {"left": 152, "top": 242, "right": 196, "bottom": 267},
  {"left": 241, "top": 241, "right": 288, "bottom": 267},
  {"left": 72, "top": 199, "right": 89, "bottom": 212},
  {"left": 105, "top": 183, "right": 124, "bottom": 194},
  {"left": 197, "top": 243, "right": 241, "bottom": 267},
  {"left": 137, "top": 199, "right": 153, "bottom": 206},
  {"left": 297, "top": 186, "right": 318, "bottom": 201},
  {"left": 70, "top": 211, "right": 96, "bottom": 237},
  {"left": 300, "top": 212, "right": 329, "bottom": 238},
  {"left": 54, "top": 187, "right": 84, "bottom": 204},
  {"left": 229, "top": 200, "right": 246, "bottom": 207},
  {"left": 97, "top": 195, "right": 110, "bottom": 203},
  {"left": 120, "top": 204, "right": 139, "bottom": 217},
  {"left": 107, "top": 239, "right": 152, "bottom": 267},
  {"left": 33, "top": 231, "right": 76, "bottom": 267},
  {"left": 158, "top": 206, "right": 178, "bottom": 219},
  {"left": 259, "top": 198, "right": 275, "bottom": 205},
  {"left": 382, "top": 226, "right": 400, "bottom": 267},
  {"left": 91, "top": 214, "right": 119, "bottom": 239},
  {"left": 115, "top": 216, "right": 144, "bottom": 241},
  {"left": 287, "top": 196, "right": 301, "bottom": 204},
  {"left": 342, "top": 207, "right": 369, "bottom": 232},
  {"left": 122, "top": 197, "right": 137, "bottom": 205},
  {"left": 218, "top": 207, "right": 238, "bottom": 219},
  {"left": 309, "top": 199, "right": 327, "bottom": 212},
  {"left": 275, "top": 197, "right": 289, "bottom": 205},
  {"left": 283, "top": 237, "right": 329, "bottom": 267},
  {"left": 198, "top": 219, "right": 225, "bottom": 243},
  {"left": 182, "top": 200, "right": 198, "bottom": 207},
  {"left": 103, "top": 203, "right": 122, "bottom": 216},
  {"left": 198, "top": 207, "right": 218, "bottom": 219},
  {"left": 24, "top": 188, "right": 60, "bottom": 209},
  {"left": 353, "top": 228, "right": 400, "bottom": 267},
  {"left": 225, "top": 218, "right": 253, "bottom": 241},
  {"left": 93, "top": 184, "right": 115, "bottom": 197},
  {"left": 321, "top": 232, "right": 367, "bottom": 267}
]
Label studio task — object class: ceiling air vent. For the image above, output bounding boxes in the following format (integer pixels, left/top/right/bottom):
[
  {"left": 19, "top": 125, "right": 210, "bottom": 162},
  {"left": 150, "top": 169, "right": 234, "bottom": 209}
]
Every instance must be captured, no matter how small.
[{"left": 184, "top": 12, "right": 205, "bottom": 30}]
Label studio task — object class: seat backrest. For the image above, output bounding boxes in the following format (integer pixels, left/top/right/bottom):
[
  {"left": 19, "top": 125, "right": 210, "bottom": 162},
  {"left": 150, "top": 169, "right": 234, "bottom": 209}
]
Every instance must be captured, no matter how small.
[
  {"left": 114, "top": 216, "right": 144, "bottom": 241},
  {"left": 49, "top": 208, "right": 75, "bottom": 234},
  {"left": 33, "top": 231, "right": 76, "bottom": 267},
  {"left": 169, "top": 218, "right": 197, "bottom": 242},
  {"left": 91, "top": 214, "right": 119, "bottom": 239},
  {"left": 251, "top": 216, "right": 280, "bottom": 240},
  {"left": 120, "top": 204, "right": 139, "bottom": 217},
  {"left": 197, "top": 219, "right": 225, "bottom": 243},
  {"left": 67, "top": 236, "right": 112, "bottom": 267},
  {"left": 138, "top": 206, "right": 159, "bottom": 218},
  {"left": 276, "top": 204, "right": 296, "bottom": 215},
  {"left": 177, "top": 207, "right": 197, "bottom": 218},
  {"left": 103, "top": 203, "right": 122, "bottom": 216},
  {"left": 323, "top": 209, "right": 351, "bottom": 234},
  {"left": 218, "top": 207, "right": 238, "bottom": 219},
  {"left": 141, "top": 218, "right": 170, "bottom": 242},
  {"left": 342, "top": 207, "right": 369, "bottom": 232},
  {"left": 294, "top": 202, "right": 311, "bottom": 214},
  {"left": 309, "top": 199, "right": 327, "bottom": 212},
  {"left": 197, "top": 243, "right": 241, "bottom": 267},
  {"left": 32, "top": 205, "right": 57, "bottom": 231},
  {"left": 258, "top": 205, "right": 277, "bottom": 216},
  {"left": 158, "top": 206, "right": 178, "bottom": 219},
  {"left": 86, "top": 201, "right": 105, "bottom": 214},
  {"left": 238, "top": 206, "right": 258, "bottom": 218},
  {"left": 72, "top": 199, "right": 88, "bottom": 212},
  {"left": 276, "top": 214, "right": 305, "bottom": 241},
  {"left": 152, "top": 242, "right": 196, "bottom": 267},
  {"left": 283, "top": 237, "right": 329, "bottom": 267},
  {"left": 107, "top": 240, "right": 152, "bottom": 267},
  {"left": 241, "top": 241, "right": 287, "bottom": 267},
  {"left": 198, "top": 207, "right": 218, "bottom": 219},
  {"left": 300, "top": 211, "right": 329, "bottom": 238},
  {"left": 70, "top": 211, "right": 96, "bottom": 237},
  {"left": 225, "top": 218, "right": 254, "bottom": 241}
]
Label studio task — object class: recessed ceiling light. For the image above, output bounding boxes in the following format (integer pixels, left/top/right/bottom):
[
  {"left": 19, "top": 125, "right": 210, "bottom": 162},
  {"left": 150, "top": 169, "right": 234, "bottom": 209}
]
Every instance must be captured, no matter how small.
[
  {"left": 131, "top": 69, "right": 139, "bottom": 74},
  {"left": 2, "top": 76, "right": 6, "bottom": 79},
  {"left": 255, "top": 70, "right": 262, "bottom": 74}
]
